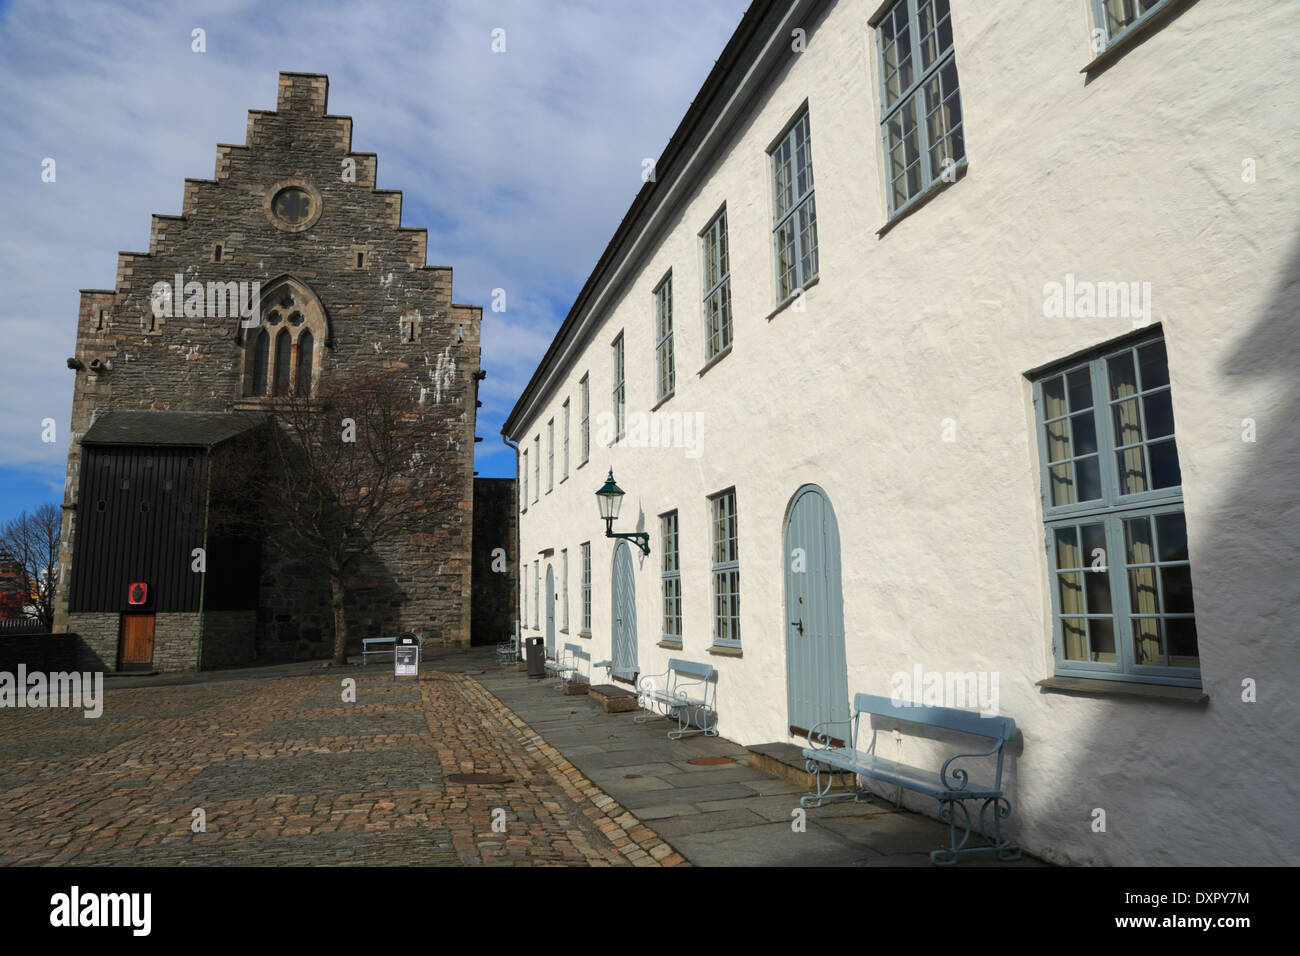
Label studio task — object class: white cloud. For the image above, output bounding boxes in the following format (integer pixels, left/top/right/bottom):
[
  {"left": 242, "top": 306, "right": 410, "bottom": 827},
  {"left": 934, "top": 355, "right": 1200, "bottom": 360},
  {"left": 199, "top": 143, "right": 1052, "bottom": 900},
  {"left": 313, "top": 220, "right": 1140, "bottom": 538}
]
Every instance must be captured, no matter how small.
[{"left": 0, "top": 0, "right": 749, "bottom": 491}]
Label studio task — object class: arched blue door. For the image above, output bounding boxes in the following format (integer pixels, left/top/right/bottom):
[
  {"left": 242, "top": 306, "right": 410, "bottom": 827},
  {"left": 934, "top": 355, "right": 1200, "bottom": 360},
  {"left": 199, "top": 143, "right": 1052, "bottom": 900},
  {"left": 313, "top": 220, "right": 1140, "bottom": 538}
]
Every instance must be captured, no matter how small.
[
  {"left": 784, "top": 485, "right": 850, "bottom": 742},
  {"left": 545, "top": 565, "right": 556, "bottom": 657},
  {"left": 611, "top": 542, "right": 638, "bottom": 681}
]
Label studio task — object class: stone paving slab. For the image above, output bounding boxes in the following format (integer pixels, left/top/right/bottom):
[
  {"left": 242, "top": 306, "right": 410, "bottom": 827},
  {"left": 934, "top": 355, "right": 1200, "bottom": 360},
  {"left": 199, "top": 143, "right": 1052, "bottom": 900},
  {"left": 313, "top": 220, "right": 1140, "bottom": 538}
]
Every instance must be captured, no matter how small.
[{"left": 466, "top": 649, "right": 1047, "bottom": 868}]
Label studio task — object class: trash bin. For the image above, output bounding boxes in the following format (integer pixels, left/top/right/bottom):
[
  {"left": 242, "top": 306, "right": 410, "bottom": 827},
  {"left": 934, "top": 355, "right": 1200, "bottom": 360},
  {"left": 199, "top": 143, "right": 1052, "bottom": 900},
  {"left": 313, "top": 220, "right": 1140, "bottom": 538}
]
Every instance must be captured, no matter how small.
[{"left": 525, "top": 637, "right": 545, "bottom": 679}]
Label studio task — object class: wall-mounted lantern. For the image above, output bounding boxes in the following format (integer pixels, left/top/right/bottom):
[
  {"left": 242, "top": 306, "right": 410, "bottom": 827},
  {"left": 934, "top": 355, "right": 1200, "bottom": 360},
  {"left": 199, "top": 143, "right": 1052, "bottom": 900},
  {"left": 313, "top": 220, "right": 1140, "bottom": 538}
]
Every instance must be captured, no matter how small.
[{"left": 595, "top": 469, "right": 650, "bottom": 556}]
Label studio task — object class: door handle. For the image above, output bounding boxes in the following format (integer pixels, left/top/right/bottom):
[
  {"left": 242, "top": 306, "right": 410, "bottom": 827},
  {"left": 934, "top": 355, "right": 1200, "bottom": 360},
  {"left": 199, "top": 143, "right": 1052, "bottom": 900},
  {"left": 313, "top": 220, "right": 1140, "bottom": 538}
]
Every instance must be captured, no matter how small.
[{"left": 791, "top": 619, "right": 803, "bottom": 635}]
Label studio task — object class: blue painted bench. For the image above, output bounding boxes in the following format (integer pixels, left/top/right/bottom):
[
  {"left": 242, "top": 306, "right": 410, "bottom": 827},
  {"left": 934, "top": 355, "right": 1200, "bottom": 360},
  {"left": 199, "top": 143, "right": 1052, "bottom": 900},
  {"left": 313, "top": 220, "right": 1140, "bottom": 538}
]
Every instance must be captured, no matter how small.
[
  {"left": 361, "top": 633, "right": 422, "bottom": 667},
  {"left": 545, "top": 643, "right": 584, "bottom": 689},
  {"left": 636, "top": 658, "right": 718, "bottom": 739},
  {"left": 801, "top": 692, "right": 1020, "bottom": 865}
]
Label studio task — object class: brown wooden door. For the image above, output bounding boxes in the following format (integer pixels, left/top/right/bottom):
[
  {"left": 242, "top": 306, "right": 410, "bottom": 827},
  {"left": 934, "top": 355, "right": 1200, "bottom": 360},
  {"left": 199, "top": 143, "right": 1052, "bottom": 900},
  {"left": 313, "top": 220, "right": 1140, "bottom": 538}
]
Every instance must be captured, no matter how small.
[{"left": 119, "top": 614, "right": 155, "bottom": 669}]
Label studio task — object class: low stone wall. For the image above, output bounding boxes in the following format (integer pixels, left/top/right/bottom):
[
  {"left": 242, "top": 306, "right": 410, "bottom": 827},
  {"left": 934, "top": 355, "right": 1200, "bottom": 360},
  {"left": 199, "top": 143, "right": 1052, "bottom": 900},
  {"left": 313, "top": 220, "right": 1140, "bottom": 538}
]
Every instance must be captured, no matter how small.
[
  {"left": 0, "top": 633, "right": 77, "bottom": 672},
  {"left": 66, "top": 612, "right": 119, "bottom": 671}
]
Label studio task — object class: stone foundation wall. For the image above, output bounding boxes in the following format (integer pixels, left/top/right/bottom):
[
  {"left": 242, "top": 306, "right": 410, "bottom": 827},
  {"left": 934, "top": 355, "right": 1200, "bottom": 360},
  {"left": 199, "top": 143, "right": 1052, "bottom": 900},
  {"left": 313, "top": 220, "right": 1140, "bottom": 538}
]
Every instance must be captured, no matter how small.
[
  {"left": 200, "top": 610, "right": 256, "bottom": 669},
  {"left": 471, "top": 477, "right": 518, "bottom": 646}
]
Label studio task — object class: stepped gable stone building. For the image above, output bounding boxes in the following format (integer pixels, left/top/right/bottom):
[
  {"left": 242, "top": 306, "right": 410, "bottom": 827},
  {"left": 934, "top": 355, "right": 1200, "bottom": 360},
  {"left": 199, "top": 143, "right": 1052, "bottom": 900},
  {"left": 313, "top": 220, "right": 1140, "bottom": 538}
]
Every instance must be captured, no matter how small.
[{"left": 53, "top": 72, "right": 487, "bottom": 671}]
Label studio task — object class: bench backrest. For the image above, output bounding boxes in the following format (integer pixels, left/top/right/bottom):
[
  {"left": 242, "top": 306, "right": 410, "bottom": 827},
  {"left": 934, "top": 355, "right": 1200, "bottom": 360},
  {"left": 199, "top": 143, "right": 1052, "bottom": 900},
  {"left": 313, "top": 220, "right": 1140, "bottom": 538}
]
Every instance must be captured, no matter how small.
[
  {"left": 852, "top": 692, "right": 1016, "bottom": 743},
  {"left": 667, "top": 659, "right": 715, "bottom": 681}
]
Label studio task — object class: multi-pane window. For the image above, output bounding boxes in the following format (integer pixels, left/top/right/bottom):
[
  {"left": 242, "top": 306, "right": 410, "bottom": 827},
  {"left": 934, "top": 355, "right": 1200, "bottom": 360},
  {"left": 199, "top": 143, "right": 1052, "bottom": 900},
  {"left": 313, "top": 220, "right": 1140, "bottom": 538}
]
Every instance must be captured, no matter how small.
[
  {"left": 521, "top": 449, "right": 528, "bottom": 511},
  {"left": 1091, "top": 0, "right": 1170, "bottom": 49},
  {"left": 1034, "top": 333, "right": 1198, "bottom": 685},
  {"left": 547, "top": 419, "right": 554, "bottom": 493},
  {"left": 709, "top": 490, "right": 740, "bottom": 646},
  {"left": 532, "top": 436, "right": 540, "bottom": 503},
  {"left": 562, "top": 399, "right": 570, "bottom": 480},
  {"left": 579, "top": 374, "right": 590, "bottom": 464},
  {"left": 534, "top": 560, "right": 540, "bottom": 629},
  {"left": 612, "top": 333, "right": 626, "bottom": 439},
  {"left": 561, "top": 548, "right": 569, "bottom": 631},
  {"left": 580, "top": 542, "right": 592, "bottom": 633},
  {"left": 661, "top": 512, "right": 682, "bottom": 642},
  {"left": 654, "top": 275, "right": 675, "bottom": 402},
  {"left": 702, "top": 209, "right": 732, "bottom": 361},
  {"left": 770, "top": 111, "right": 817, "bottom": 302},
  {"left": 877, "top": 0, "right": 965, "bottom": 216}
]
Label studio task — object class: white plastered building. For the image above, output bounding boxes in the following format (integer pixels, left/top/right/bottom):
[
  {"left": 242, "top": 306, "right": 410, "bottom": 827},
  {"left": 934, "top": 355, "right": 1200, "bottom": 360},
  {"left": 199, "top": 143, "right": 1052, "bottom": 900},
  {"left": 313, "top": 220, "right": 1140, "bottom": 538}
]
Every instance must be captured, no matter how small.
[{"left": 502, "top": 0, "right": 1300, "bottom": 866}]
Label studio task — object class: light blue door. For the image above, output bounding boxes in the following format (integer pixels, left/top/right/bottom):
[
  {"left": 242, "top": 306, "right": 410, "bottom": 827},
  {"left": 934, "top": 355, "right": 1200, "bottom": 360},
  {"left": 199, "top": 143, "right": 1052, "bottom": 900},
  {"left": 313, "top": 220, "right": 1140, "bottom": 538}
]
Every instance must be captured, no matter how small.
[
  {"left": 784, "top": 485, "right": 850, "bottom": 742},
  {"left": 611, "top": 542, "right": 638, "bottom": 681},
  {"left": 545, "top": 565, "right": 556, "bottom": 657}
]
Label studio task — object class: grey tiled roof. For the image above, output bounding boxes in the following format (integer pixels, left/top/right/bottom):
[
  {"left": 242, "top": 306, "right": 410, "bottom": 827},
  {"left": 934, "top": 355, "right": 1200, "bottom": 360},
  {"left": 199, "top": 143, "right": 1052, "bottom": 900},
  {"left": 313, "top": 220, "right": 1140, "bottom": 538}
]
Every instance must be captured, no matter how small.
[{"left": 81, "top": 410, "right": 266, "bottom": 448}]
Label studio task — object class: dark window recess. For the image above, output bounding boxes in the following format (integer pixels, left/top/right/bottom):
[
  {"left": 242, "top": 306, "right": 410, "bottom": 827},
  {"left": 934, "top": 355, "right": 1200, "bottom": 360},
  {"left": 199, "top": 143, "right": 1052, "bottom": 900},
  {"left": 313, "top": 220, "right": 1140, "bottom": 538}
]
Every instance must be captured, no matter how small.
[
  {"left": 356, "top": 252, "right": 365, "bottom": 268},
  {"left": 214, "top": 244, "right": 223, "bottom": 262}
]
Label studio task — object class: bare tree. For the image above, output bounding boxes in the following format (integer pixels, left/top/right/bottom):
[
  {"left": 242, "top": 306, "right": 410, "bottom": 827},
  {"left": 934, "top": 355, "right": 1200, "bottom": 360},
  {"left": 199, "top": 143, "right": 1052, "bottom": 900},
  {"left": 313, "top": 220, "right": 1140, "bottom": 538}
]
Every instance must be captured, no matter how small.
[
  {"left": 0, "top": 503, "right": 61, "bottom": 629},
  {"left": 211, "top": 370, "right": 434, "bottom": 665}
]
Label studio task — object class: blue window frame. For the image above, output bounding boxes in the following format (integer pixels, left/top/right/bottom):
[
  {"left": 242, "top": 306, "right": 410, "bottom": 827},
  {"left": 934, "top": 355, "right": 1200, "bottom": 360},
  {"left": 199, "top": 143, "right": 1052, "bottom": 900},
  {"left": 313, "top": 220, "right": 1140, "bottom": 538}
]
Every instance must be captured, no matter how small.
[
  {"left": 876, "top": 0, "right": 965, "bottom": 217},
  {"left": 661, "top": 511, "right": 681, "bottom": 643},
  {"left": 561, "top": 548, "right": 569, "bottom": 631},
  {"left": 770, "top": 111, "right": 817, "bottom": 303},
  {"left": 709, "top": 489, "right": 740, "bottom": 647},
  {"left": 701, "top": 209, "right": 732, "bottom": 361},
  {"left": 612, "top": 333, "right": 626, "bottom": 440},
  {"left": 1033, "top": 332, "right": 1199, "bottom": 686},
  {"left": 654, "top": 274, "right": 675, "bottom": 402},
  {"left": 533, "top": 435, "right": 540, "bottom": 503},
  {"left": 533, "top": 560, "right": 540, "bottom": 630},
  {"left": 580, "top": 542, "right": 592, "bottom": 633},
  {"left": 521, "top": 449, "right": 528, "bottom": 512},
  {"left": 579, "top": 374, "right": 590, "bottom": 464},
  {"left": 547, "top": 418, "right": 554, "bottom": 492},
  {"left": 1091, "top": 0, "right": 1173, "bottom": 51},
  {"left": 562, "top": 399, "right": 570, "bottom": 480}
]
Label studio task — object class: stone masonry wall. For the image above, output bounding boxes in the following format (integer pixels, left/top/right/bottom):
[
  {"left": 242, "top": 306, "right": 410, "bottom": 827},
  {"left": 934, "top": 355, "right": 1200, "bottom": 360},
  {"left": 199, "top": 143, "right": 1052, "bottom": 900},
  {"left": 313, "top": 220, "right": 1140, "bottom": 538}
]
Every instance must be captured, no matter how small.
[{"left": 53, "top": 72, "right": 481, "bottom": 658}]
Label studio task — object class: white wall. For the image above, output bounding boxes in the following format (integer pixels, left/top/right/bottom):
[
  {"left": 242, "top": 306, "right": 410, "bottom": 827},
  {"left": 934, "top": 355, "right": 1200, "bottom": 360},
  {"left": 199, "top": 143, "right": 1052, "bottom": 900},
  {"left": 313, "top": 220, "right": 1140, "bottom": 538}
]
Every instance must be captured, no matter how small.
[{"left": 511, "top": 0, "right": 1300, "bottom": 865}]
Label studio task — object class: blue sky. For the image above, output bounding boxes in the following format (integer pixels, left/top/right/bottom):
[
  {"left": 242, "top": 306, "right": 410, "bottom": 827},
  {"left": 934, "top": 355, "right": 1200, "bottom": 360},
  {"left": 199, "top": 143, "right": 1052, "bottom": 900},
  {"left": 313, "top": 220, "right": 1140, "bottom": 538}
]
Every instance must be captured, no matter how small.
[{"left": 0, "top": 0, "right": 750, "bottom": 525}]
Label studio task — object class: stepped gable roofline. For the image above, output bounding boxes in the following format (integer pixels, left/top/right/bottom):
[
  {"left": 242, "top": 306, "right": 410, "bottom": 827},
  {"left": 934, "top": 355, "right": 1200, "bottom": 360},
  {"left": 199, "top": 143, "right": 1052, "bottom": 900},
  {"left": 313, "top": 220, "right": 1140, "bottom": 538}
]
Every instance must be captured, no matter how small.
[{"left": 81, "top": 411, "right": 268, "bottom": 448}]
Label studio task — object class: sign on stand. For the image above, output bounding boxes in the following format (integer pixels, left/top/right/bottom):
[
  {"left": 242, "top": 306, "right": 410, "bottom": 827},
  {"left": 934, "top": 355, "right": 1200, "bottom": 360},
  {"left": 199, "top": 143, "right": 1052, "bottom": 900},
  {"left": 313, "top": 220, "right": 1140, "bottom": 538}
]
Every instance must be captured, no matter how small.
[{"left": 394, "top": 633, "right": 420, "bottom": 677}]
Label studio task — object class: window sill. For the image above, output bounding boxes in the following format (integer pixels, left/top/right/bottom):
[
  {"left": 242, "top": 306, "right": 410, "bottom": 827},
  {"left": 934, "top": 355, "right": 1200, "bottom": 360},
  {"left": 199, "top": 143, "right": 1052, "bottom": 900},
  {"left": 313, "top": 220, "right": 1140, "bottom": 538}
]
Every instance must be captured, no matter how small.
[
  {"left": 576, "top": 459, "right": 589, "bottom": 471},
  {"left": 707, "top": 645, "right": 743, "bottom": 658},
  {"left": 1080, "top": 0, "right": 1190, "bottom": 76},
  {"left": 657, "top": 640, "right": 683, "bottom": 650},
  {"left": 764, "top": 275, "right": 820, "bottom": 323},
  {"left": 650, "top": 390, "right": 675, "bottom": 413},
  {"left": 579, "top": 631, "right": 592, "bottom": 639},
  {"left": 877, "top": 161, "right": 969, "bottom": 238},
  {"left": 697, "top": 346, "right": 732, "bottom": 379},
  {"left": 1036, "top": 675, "right": 1207, "bottom": 704}
]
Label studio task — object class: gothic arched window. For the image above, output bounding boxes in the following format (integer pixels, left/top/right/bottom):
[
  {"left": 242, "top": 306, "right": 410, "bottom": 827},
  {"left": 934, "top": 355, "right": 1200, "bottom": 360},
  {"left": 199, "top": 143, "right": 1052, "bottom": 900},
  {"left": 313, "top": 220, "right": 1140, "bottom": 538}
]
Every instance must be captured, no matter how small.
[
  {"left": 251, "top": 329, "right": 269, "bottom": 396},
  {"left": 273, "top": 328, "right": 291, "bottom": 396},
  {"left": 297, "top": 330, "right": 314, "bottom": 397},
  {"left": 240, "top": 278, "right": 328, "bottom": 400}
]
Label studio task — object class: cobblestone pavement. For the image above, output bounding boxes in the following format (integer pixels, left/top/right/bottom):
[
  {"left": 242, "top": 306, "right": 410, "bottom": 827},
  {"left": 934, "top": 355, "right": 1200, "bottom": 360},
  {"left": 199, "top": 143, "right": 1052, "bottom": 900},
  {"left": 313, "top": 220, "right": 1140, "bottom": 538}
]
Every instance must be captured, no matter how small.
[{"left": 0, "top": 663, "right": 682, "bottom": 866}]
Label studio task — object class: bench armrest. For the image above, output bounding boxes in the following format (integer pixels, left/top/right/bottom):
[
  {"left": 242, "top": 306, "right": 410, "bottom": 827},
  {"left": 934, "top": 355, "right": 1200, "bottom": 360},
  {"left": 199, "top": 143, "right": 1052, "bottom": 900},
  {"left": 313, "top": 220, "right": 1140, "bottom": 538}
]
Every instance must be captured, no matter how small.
[
  {"left": 805, "top": 717, "right": 853, "bottom": 750},
  {"left": 939, "top": 742, "right": 1003, "bottom": 792}
]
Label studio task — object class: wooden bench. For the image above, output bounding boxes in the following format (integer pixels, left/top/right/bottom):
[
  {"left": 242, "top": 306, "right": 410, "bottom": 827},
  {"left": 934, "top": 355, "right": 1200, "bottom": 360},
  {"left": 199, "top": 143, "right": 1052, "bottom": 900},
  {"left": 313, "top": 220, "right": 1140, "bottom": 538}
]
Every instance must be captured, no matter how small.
[
  {"left": 636, "top": 658, "right": 718, "bottom": 739},
  {"left": 801, "top": 692, "right": 1020, "bottom": 865},
  {"left": 361, "top": 633, "right": 422, "bottom": 667}
]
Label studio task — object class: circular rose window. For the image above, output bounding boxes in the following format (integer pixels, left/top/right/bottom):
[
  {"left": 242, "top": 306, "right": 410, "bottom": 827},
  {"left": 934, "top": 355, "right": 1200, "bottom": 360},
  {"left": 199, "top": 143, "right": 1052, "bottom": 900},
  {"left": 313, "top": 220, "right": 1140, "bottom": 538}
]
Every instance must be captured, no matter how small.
[
  {"left": 272, "top": 187, "right": 313, "bottom": 223},
  {"left": 264, "top": 179, "right": 323, "bottom": 232}
]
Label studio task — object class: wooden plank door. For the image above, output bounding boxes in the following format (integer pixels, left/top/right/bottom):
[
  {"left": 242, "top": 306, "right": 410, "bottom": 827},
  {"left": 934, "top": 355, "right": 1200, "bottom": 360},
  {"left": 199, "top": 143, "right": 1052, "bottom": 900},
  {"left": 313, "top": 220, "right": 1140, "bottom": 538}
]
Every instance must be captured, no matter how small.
[
  {"left": 784, "top": 485, "right": 850, "bottom": 744},
  {"left": 611, "top": 542, "right": 638, "bottom": 682},
  {"left": 119, "top": 613, "right": 155, "bottom": 669}
]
